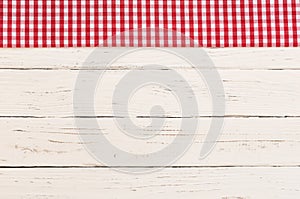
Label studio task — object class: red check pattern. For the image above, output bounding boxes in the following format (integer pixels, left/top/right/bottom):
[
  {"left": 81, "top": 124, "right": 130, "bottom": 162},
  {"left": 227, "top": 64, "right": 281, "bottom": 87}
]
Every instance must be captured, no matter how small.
[{"left": 0, "top": 0, "right": 299, "bottom": 47}]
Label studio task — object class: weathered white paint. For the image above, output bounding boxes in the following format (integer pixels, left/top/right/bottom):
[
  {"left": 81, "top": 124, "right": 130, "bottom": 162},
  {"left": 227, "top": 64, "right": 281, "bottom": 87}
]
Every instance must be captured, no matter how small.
[
  {"left": 0, "top": 48, "right": 299, "bottom": 198},
  {"left": 0, "top": 118, "right": 299, "bottom": 166},
  {"left": 0, "top": 48, "right": 300, "bottom": 69},
  {"left": 0, "top": 168, "right": 299, "bottom": 199},
  {"left": 0, "top": 70, "right": 299, "bottom": 116}
]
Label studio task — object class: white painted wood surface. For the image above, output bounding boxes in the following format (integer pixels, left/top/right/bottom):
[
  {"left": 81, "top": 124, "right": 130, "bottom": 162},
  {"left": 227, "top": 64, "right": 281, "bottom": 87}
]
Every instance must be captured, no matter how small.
[
  {"left": 0, "top": 48, "right": 300, "bottom": 70},
  {"left": 0, "top": 70, "right": 299, "bottom": 116},
  {"left": 0, "top": 168, "right": 299, "bottom": 199},
  {"left": 0, "top": 118, "right": 299, "bottom": 166},
  {"left": 0, "top": 48, "right": 299, "bottom": 198}
]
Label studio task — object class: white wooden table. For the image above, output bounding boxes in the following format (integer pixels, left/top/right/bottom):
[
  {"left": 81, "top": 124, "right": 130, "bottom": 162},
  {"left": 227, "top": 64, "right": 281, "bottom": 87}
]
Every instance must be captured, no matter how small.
[{"left": 0, "top": 48, "right": 299, "bottom": 198}]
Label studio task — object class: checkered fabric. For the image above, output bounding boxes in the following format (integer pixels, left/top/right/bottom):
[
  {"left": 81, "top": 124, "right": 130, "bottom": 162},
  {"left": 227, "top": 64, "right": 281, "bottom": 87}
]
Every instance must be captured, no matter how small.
[{"left": 0, "top": 0, "right": 299, "bottom": 47}]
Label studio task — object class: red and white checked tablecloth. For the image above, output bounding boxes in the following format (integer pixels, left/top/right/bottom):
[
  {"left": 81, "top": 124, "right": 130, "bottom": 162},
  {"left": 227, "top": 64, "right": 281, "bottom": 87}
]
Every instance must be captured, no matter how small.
[{"left": 1, "top": 0, "right": 300, "bottom": 47}]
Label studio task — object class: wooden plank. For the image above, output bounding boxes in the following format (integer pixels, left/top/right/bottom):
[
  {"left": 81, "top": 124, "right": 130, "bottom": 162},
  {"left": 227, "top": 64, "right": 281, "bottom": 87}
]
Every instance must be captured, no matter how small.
[
  {"left": 0, "top": 70, "right": 299, "bottom": 117},
  {"left": 0, "top": 168, "right": 299, "bottom": 198},
  {"left": 0, "top": 48, "right": 299, "bottom": 197},
  {"left": 0, "top": 48, "right": 299, "bottom": 70},
  {"left": 1, "top": 118, "right": 299, "bottom": 166}
]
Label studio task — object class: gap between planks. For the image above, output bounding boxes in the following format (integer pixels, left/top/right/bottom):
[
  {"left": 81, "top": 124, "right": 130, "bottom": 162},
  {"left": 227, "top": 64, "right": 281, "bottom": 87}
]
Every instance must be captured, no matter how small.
[{"left": 0, "top": 165, "right": 299, "bottom": 169}]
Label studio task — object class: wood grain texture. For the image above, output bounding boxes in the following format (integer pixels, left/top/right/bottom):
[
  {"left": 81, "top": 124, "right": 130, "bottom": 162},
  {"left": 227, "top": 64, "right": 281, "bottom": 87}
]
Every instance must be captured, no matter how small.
[
  {"left": 0, "top": 168, "right": 299, "bottom": 199},
  {"left": 0, "top": 118, "right": 299, "bottom": 166},
  {"left": 0, "top": 48, "right": 299, "bottom": 198},
  {"left": 0, "top": 70, "right": 299, "bottom": 117},
  {"left": 0, "top": 48, "right": 300, "bottom": 70}
]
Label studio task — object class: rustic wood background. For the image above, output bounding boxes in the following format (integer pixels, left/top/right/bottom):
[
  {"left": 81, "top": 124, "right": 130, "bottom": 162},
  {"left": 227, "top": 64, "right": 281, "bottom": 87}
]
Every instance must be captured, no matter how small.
[{"left": 0, "top": 48, "right": 299, "bottom": 198}]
